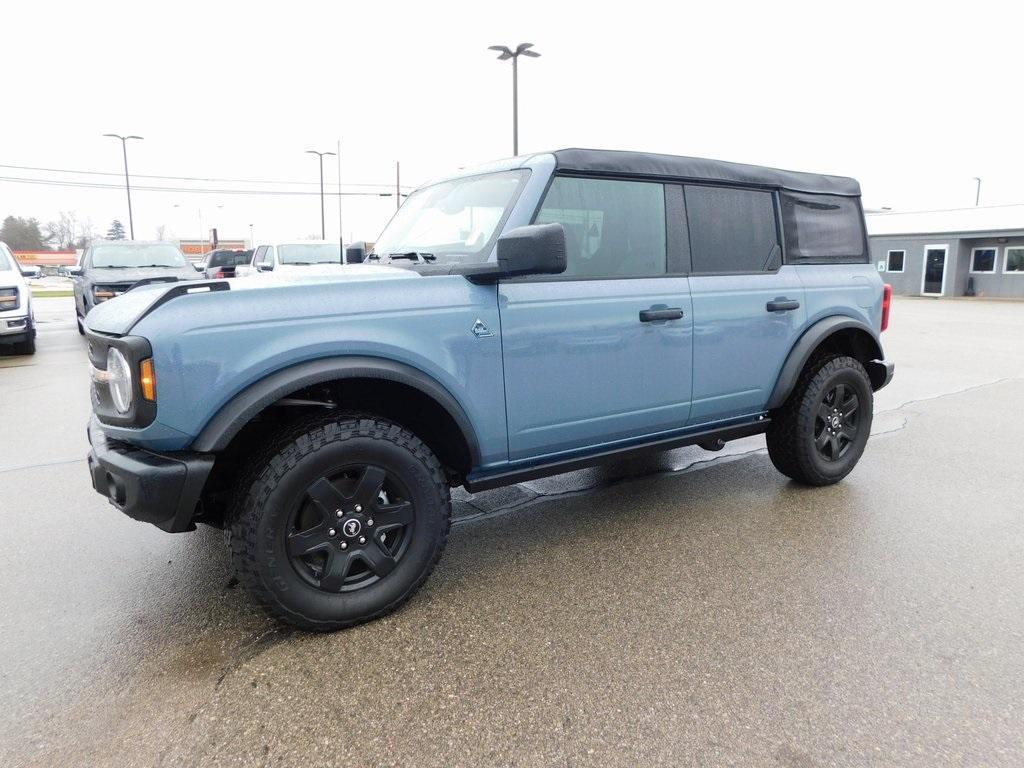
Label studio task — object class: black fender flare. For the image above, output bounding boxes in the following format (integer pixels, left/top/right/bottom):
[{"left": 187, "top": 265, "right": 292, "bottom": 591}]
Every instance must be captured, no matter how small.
[
  {"left": 190, "top": 356, "right": 481, "bottom": 464},
  {"left": 766, "top": 316, "right": 885, "bottom": 410}
]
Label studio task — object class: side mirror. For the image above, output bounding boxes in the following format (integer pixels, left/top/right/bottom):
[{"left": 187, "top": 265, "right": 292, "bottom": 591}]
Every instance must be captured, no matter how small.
[
  {"left": 20, "top": 265, "right": 41, "bottom": 279},
  {"left": 346, "top": 242, "right": 367, "bottom": 264},
  {"left": 256, "top": 263, "right": 273, "bottom": 272},
  {"left": 495, "top": 223, "right": 566, "bottom": 278},
  {"left": 66, "top": 265, "right": 83, "bottom": 277}
]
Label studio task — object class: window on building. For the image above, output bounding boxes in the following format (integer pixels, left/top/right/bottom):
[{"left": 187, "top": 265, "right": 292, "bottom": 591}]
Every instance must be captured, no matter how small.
[
  {"left": 1005, "top": 247, "right": 1024, "bottom": 273},
  {"left": 534, "top": 176, "right": 666, "bottom": 278},
  {"left": 685, "top": 186, "right": 780, "bottom": 273},
  {"left": 887, "top": 250, "right": 905, "bottom": 272},
  {"left": 970, "top": 247, "right": 997, "bottom": 273},
  {"left": 780, "top": 192, "right": 867, "bottom": 264}
]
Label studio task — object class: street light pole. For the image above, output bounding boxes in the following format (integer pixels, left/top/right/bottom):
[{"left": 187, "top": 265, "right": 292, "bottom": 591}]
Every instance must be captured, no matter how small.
[
  {"left": 973, "top": 177, "right": 982, "bottom": 206},
  {"left": 305, "top": 149, "right": 336, "bottom": 239},
  {"left": 488, "top": 43, "right": 541, "bottom": 156},
  {"left": 103, "top": 133, "right": 143, "bottom": 239}
]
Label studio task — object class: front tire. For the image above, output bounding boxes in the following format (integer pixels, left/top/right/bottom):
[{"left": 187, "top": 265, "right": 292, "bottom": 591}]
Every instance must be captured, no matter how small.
[
  {"left": 229, "top": 414, "right": 451, "bottom": 631},
  {"left": 766, "top": 355, "right": 873, "bottom": 486}
]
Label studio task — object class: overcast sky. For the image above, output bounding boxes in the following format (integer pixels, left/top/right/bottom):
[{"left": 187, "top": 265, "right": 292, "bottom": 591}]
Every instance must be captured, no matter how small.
[{"left": 2, "top": 1, "right": 1020, "bottom": 246}]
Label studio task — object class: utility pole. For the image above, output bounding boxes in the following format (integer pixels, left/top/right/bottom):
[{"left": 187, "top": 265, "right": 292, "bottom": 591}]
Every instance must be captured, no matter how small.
[
  {"left": 396, "top": 161, "right": 401, "bottom": 210},
  {"left": 103, "top": 133, "right": 143, "bottom": 239},
  {"left": 305, "top": 149, "right": 336, "bottom": 239},
  {"left": 342, "top": 137, "right": 350, "bottom": 260},
  {"left": 973, "top": 177, "right": 982, "bottom": 206}
]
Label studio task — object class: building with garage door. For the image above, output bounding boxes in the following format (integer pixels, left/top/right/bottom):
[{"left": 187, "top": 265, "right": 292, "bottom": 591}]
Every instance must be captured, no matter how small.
[{"left": 867, "top": 205, "right": 1024, "bottom": 298}]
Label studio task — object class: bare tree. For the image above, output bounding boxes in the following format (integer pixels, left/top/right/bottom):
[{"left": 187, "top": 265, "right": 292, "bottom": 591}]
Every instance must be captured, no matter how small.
[
  {"left": 154, "top": 224, "right": 168, "bottom": 241},
  {"left": 46, "top": 211, "right": 94, "bottom": 250},
  {"left": 45, "top": 211, "right": 79, "bottom": 250}
]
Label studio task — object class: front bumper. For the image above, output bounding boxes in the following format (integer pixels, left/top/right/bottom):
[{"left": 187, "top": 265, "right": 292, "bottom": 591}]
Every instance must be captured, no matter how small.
[
  {"left": 87, "top": 416, "right": 214, "bottom": 533},
  {"left": 0, "top": 314, "right": 32, "bottom": 339}
]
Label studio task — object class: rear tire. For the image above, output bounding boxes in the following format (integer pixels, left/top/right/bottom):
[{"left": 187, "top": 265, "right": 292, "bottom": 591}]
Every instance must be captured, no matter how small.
[
  {"left": 229, "top": 414, "right": 451, "bottom": 631},
  {"left": 16, "top": 337, "right": 36, "bottom": 356},
  {"left": 766, "top": 355, "right": 873, "bottom": 486}
]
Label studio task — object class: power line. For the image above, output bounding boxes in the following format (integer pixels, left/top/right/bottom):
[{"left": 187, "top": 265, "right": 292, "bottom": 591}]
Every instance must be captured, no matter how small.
[
  {"left": 0, "top": 174, "right": 401, "bottom": 197},
  {"left": 0, "top": 162, "right": 415, "bottom": 190}
]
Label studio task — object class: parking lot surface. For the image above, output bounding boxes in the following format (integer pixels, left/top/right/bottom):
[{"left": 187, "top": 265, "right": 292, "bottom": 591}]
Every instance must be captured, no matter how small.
[{"left": 2, "top": 297, "right": 1023, "bottom": 767}]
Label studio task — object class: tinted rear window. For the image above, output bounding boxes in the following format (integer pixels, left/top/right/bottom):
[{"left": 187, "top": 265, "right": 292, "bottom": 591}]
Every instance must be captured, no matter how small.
[
  {"left": 781, "top": 192, "right": 867, "bottom": 263},
  {"left": 207, "top": 251, "right": 251, "bottom": 267}
]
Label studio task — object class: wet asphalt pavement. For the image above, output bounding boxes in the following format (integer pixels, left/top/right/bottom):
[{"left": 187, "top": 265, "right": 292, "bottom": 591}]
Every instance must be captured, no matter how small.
[{"left": 1, "top": 297, "right": 1023, "bottom": 767}]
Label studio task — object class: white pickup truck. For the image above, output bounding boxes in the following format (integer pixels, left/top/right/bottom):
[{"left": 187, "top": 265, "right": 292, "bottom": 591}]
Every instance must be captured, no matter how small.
[
  {"left": 234, "top": 241, "right": 347, "bottom": 278},
  {"left": 0, "top": 242, "right": 40, "bottom": 356}
]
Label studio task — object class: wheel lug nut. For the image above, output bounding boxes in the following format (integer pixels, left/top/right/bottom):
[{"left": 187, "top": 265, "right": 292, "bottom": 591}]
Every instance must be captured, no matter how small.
[
  {"left": 358, "top": 536, "right": 366, "bottom": 544},
  {"left": 336, "top": 510, "right": 343, "bottom": 518},
  {"left": 367, "top": 518, "right": 374, "bottom": 526},
  {"left": 329, "top": 528, "right": 336, "bottom": 537},
  {"left": 354, "top": 505, "right": 362, "bottom": 513},
  {"left": 340, "top": 541, "right": 348, "bottom": 549}
]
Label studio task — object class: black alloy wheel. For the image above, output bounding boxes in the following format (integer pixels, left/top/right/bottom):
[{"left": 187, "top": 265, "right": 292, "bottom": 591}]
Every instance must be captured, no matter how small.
[
  {"left": 287, "top": 466, "right": 416, "bottom": 593},
  {"left": 814, "top": 382, "right": 860, "bottom": 462}
]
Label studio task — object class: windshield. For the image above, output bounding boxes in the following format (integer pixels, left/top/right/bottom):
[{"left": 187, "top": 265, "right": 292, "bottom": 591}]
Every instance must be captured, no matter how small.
[
  {"left": 373, "top": 170, "right": 529, "bottom": 263},
  {"left": 278, "top": 244, "right": 344, "bottom": 265},
  {"left": 92, "top": 244, "right": 188, "bottom": 269}
]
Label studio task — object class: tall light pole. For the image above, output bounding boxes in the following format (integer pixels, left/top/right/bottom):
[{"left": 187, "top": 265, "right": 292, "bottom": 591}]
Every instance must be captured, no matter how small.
[
  {"left": 488, "top": 43, "right": 541, "bottom": 156},
  {"left": 305, "top": 149, "right": 336, "bottom": 239},
  {"left": 103, "top": 133, "right": 143, "bottom": 239},
  {"left": 973, "top": 177, "right": 982, "bottom": 206}
]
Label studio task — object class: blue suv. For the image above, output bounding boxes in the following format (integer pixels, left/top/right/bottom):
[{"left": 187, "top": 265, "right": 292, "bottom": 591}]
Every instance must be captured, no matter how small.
[{"left": 85, "top": 149, "right": 894, "bottom": 630}]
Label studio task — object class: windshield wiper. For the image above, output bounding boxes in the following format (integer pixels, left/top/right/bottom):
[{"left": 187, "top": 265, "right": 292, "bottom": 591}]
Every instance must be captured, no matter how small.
[{"left": 388, "top": 251, "right": 436, "bottom": 263}]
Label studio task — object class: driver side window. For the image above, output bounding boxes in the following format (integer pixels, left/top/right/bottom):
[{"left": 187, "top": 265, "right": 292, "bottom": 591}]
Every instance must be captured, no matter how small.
[{"left": 534, "top": 176, "right": 667, "bottom": 278}]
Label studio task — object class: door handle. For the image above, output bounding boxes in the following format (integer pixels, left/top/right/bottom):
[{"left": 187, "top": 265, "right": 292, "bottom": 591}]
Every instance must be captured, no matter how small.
[
  {"left": 766, "top": 299, "right": 800, "bottom": 312},
  {"left": 639, "top": 307, "right": 684, "bottom": 322}
]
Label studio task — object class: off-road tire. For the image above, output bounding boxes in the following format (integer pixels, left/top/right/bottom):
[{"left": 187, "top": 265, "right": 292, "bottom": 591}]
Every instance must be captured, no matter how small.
[
  {"left": 228, "top": 413, "right": 451, "bottom": 631},
  {"left": 16, "top": 337, "right": 36, "bottom": 355},
  {"left": 766, "top": 354, "right": 873, "bottom": 486}
]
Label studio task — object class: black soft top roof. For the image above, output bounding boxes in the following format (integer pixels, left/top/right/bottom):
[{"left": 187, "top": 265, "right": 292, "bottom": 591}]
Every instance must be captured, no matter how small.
[{"left": 551, "top": 148, "right": 861, "bottom": 197}]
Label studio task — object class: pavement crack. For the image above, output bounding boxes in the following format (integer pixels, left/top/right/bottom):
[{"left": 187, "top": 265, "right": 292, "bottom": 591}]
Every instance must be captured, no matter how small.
[
  {"left": 877, "top": 376, "right": 1023, "bottom": 413},
  {"left": 0, "top": 457, "right": 85, "bottom": 475}
]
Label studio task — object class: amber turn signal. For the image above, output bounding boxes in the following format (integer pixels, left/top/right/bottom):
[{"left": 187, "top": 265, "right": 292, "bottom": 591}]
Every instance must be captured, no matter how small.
[{"left": 139, "top": 358, "right": 156, "bottom": 401}]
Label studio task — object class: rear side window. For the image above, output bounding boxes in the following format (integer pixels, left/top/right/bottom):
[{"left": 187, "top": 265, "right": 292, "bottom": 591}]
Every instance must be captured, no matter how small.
[
  {"left": 534, "top": 176, "right": 666, "bottom": 278},
  {"left": 685, "top": 186, "right": 780, "bottom": 273},
  {"left": 780, "top": 192, "right": 867, "bottom": 263}
]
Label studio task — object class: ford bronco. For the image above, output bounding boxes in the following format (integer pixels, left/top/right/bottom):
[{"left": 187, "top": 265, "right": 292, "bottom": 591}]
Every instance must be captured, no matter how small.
[{"left": 85, "top": 149, "right": 894, "bottom": 631}]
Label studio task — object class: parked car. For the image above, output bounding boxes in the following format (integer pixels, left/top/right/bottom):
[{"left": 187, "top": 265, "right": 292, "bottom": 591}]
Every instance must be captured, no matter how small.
[
  {"left": 69, "top": 241, "right": 200, "bottom": 335},
  {"left": 84, "top": 148, "right": 894, "bottom": 631},
  {"left": 234, "top": 241, "right": 345, "bottom": 277},
  {"left": 0, "top": 242, "right": 39, "bottom": 355},
  {"left": 198, "top": 248, "right": 253, "bottom": 279}
]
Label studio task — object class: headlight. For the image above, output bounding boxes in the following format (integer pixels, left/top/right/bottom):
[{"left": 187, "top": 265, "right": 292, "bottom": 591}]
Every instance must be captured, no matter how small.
[
  {"left": 106, "top": 347, "right": 134, "bottom": 414},
  {"left": 0, "top": 287, "right": 19, "bottom": 311}
]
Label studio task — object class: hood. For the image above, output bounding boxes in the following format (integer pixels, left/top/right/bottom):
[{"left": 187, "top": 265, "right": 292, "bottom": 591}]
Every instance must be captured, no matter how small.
[
  {"left": 0, "top": 269, "right": 28, "bottom": 289},
  {"left": 87, "top": 265, "right": 201, "bottom": 284},
  {"left": 272, "top": 263, "right": 352, "bottom": 276},
  {"left": 85, "top": 263, "right": 418, "bottom": 335}
]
